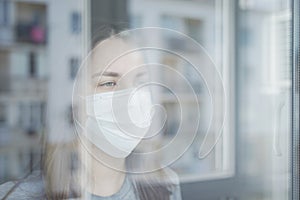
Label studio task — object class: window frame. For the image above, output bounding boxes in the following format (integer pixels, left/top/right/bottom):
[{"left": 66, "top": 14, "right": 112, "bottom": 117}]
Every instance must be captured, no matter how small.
[
  {"left": 128, "top": 0, "right": 236, "bottom": 183},
  {"left": 291, "top": 0, "right": 300, "bottom": 199}
]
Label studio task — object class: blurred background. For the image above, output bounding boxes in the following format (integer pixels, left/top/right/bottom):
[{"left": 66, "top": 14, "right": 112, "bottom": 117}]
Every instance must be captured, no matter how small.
[{"left": 0, "top": 0, "right": 296, "bottom": 200}]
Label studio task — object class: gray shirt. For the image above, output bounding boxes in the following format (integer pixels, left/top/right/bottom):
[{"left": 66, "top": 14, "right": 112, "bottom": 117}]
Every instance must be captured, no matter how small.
[
  {"left": 0, "top": 170, "right": 182, "bottom": 200},
  {"left": 89, "top": 174, "right": 137, "bottom": 200}
]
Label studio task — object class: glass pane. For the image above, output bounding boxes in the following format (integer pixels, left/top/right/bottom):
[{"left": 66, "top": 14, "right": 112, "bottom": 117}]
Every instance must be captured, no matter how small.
[
  {"left": 129, "top": 0, "right": 234, "bottom": 182},
  {"left": 0, "top": 0, "right": 294, "bottom": 200},
  {"left": 237, "top": 0, "right": 292, "bottom": 199},
  {"left": 0, "top": 0, "right": 85, "bottom": 185}
]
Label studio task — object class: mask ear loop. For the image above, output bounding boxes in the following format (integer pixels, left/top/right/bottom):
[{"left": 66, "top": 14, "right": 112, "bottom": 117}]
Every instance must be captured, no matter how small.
[
  {"left": 77, "top": 95, "right": 98, "bottom": 120},
  {"left": 73, "top": 95, "right": 88, "bottom": 132}
]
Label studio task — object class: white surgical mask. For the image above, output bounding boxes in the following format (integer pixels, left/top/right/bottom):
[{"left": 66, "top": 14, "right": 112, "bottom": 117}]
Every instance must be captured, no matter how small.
[{"left": 84, "top": 87, "right": 152, "bottom": 158}]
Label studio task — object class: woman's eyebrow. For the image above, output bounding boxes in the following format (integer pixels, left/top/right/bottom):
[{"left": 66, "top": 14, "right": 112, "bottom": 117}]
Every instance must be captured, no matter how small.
[
  {"left": 92, "top": 71, "right": 120, "bottom": 78},
  {"left": 135, "top": 71, "right": 146, "bottom": 77}
]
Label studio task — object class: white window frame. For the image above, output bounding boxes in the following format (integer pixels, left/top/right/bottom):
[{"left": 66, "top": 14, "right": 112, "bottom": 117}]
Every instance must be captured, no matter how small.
[{"left": 128, "top": 0, "right": 236, "bottom": 183}]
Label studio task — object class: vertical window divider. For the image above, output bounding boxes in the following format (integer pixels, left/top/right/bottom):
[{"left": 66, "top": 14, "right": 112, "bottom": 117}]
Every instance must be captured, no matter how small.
[{"left": 291, "top": 0, "right": 300, "bottom": 199}]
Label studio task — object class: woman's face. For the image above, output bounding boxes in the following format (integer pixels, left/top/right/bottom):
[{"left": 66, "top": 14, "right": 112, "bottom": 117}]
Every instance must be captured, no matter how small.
[
  {"left": 81, "top": 37, "right": 153, "bottom": 161},
  {"left": 89, "top": 38, "right": 147, "bottom": 94}
]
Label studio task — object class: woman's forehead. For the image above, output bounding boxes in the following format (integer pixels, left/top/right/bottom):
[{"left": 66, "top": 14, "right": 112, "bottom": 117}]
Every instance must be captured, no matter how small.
[{"left": 90, "top": 38, "right": 144, "bottom": 75}]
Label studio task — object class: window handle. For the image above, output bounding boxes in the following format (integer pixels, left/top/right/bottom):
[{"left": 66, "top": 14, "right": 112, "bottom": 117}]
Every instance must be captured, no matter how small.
[{"left": 273, "top": 97, "right": 286, "bottom": 157}]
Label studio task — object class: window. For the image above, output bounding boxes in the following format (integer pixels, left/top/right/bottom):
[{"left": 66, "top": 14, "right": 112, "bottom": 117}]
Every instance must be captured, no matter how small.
[
  {"left": 0, "top": 103, "right": 6, "bottom": 125},
  {"left": 161, "top": 16, "right": 203, "bottom": 44},
  {"left": 0, "top": 0, "right": 9, "bottom": 26},
  {"left": 19, "top": 102, "right": 44, "bottom": 134},
  {"left": 0, "top": 155, "right": 9, "bottom": 184},
  {"left": 28, "top": 52, "right": 37, "bottom": 78},
  {"left": 129, "top": 0, "right": 234, "bottom": 182},
  {"left": 71, "top": 11, "right": 81, "bottom": 34},
  {"left": 69, "top": 57, "right": 80, "bottom": 79},
  {"left": 15, "top": 2, "right": 47, "bottom": 44},
  {"left": 19, "top": 103, "right": 29, "bottom": 129}
]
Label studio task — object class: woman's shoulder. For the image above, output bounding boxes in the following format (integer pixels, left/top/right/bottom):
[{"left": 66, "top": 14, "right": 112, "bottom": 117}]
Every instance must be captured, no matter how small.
[
  {"left": 162, "top": 167, "right": 182, "bottom": 200},
  {"left": 162, "top": 167, "right": 180, "bottom": 185},
  {"left": 142, "top": 167, "right": 182, "bottom": 200},
  {"left": 0, "top": 171, "right": 45, "bottom": 200},
  {"left": 145, "top": 167, "right": 180, "bottom": 186}
]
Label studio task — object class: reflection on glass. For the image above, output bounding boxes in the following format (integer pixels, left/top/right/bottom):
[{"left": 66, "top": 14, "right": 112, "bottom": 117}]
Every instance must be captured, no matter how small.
[
  {"left": 0, "top": 0, "right": 294, "bottom": 199},
  {"left": 238, "top": 0, "right": 291, "bottom": 199}
]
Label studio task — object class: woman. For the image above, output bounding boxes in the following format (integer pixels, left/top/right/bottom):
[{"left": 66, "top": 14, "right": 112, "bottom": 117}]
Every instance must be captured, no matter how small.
[{"left": 0, "top": 29, "right": 182, "bottom": 200}]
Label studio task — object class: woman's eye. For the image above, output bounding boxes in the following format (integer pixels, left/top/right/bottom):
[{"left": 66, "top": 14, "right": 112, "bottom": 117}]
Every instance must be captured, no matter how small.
[{"left": 98, "top": 81, "right": 117, "bottom": 87}]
